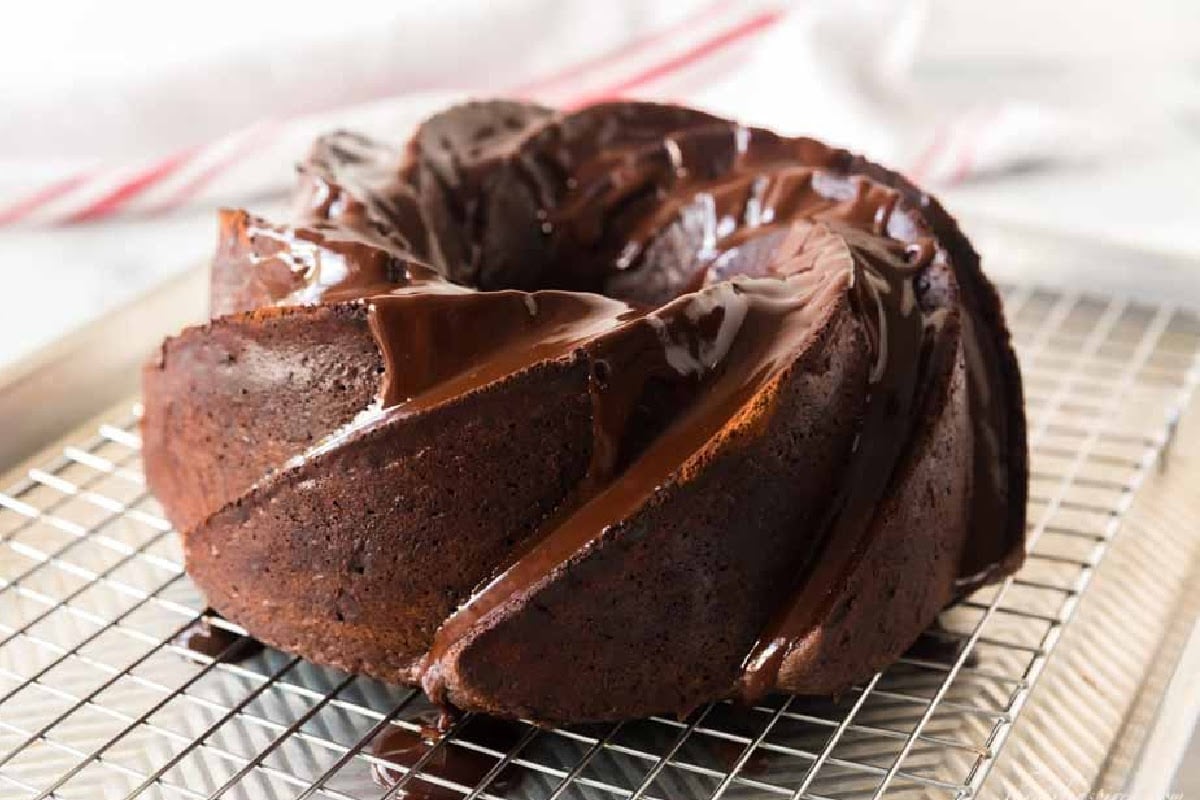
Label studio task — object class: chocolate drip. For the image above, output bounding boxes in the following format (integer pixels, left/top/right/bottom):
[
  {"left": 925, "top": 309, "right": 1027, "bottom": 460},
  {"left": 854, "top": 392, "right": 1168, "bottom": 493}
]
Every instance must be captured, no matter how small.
[
  {"left": 735, "top": 226, "right": 948, "bottom": 701},
  {"left": 367, "top": 291, "right": 638, "bottom": 410},
  {"left": 369, "top": 712, "right": 525, "bottom": 798},
  {"left": 173, "top": 611, "right": 265, "bottom": 663}
]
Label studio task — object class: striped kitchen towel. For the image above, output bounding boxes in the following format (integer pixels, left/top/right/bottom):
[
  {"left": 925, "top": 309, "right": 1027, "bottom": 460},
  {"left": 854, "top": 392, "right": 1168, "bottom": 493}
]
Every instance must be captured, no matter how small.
[{"left": 0, "top": 0, "right": 1097, "bottom": 227}]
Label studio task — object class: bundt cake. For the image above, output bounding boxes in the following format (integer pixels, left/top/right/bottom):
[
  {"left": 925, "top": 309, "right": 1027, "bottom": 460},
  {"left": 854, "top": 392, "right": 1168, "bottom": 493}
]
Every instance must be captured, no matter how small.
[{"left": 142, "top": 99, "right": 1027, "bottom": 723}]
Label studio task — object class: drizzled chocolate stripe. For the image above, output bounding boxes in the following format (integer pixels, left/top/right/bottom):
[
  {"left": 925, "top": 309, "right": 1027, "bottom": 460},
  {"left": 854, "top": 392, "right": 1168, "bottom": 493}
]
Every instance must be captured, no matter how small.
[
  {"left": 368, "top": 291, "right": 638, "bottom": 411},
  {"left": 735, "top": 226, "right": 949, "bottom": 700}
]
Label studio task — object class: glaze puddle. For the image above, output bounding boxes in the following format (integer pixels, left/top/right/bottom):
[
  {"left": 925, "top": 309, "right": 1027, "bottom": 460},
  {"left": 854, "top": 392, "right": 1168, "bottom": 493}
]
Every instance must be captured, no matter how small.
[
  {"left": 370, "top": 712, "right": 526, "bottom": 798},
  {"left": 173, "top": 611, "right": 264, "bottom": 663}
]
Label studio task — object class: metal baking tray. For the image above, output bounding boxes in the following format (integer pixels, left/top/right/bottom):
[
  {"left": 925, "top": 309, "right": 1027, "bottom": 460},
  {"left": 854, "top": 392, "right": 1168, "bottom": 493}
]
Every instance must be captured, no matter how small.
[{"left": 1, "top": 220, "right": 1197, "bottom": 799}]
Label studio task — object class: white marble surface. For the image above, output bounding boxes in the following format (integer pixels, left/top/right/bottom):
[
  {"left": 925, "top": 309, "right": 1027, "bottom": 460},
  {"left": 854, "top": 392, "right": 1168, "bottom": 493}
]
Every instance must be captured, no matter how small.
[
  {"left": 0, "top": 213, "right": 209, "bottom": 367},
  {"left": 0, "top": 199, "right": 292, "bottom": 369}
]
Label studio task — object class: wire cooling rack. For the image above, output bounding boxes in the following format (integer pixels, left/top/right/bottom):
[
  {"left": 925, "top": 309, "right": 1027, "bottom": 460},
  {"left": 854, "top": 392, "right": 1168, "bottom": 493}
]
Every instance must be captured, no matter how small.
[{"left": 1, "top": 285, "right": 1198, "bottom": 800}]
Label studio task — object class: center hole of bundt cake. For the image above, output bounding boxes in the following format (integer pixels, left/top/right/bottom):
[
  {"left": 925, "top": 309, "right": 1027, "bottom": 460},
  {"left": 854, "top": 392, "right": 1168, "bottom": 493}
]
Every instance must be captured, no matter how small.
[{"left": 459, "top": 176, "right": 825, "bottom": 310}]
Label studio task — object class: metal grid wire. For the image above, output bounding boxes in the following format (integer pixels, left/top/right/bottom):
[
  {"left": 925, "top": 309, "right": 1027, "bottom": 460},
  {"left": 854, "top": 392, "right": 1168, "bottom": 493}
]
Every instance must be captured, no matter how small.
[{"left": 1, "top": 285, "right": 1198, "bottom": 800}]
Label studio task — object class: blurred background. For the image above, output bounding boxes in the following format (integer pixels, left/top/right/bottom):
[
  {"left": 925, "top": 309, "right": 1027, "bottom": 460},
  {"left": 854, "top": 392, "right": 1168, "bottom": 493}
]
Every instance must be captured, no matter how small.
[{"left": 1, "top": 0, "right": 1198, "bottom": 369}]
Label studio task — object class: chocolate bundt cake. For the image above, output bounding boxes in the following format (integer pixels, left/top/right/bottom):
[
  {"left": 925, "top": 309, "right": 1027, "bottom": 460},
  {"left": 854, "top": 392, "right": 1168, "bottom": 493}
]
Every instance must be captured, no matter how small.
[{"left": 143, "top": 100, "right": 1027, "bottom": 723}]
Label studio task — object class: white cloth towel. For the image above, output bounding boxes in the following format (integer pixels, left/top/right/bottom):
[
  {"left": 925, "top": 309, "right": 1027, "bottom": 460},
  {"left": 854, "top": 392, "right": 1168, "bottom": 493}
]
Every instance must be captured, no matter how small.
[{"left": 0, "top": 0, "right": 1105, "bottom": 226}]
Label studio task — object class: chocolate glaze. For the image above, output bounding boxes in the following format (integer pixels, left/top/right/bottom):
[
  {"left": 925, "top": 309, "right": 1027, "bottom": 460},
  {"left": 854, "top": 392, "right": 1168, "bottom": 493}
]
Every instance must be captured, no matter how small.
[
  {"left": 173, "top": 611, "right": 265, "bottom": 663},
  {"left": 198, "top": 99, "right": 1025, "bottom": 713},
  {"left": 369, "top": 712, "right": 524, "bottom": 798},
  {"left": 296, "top": 130, "right": 428, "bottom": 248},
  {"left": 212, "top": 210, "right": 433, "bottom": 310},
  {"left": 368, "top": 290, "right": 638, "bottom": 410}
]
